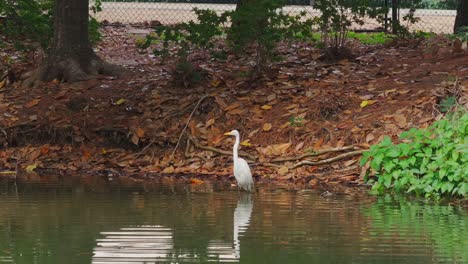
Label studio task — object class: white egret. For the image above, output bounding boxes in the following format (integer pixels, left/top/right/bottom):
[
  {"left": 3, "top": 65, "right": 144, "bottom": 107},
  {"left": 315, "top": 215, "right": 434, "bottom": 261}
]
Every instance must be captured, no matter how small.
[{"left": 224, "top": 130, "right": 254, "bottom": 192}]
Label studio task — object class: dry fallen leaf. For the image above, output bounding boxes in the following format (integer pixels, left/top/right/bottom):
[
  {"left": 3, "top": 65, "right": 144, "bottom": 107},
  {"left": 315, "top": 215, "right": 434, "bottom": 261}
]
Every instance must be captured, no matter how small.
[
  {"left": 258, "top": 142, "right": 292, "bottom": 156},
  {"left": 190, "top": 178, "right": 204, "bottom": 185},
  {"left": 295, "top": 141, "right": 305, "bottom": 151},
  {"left": 211, "top": 79, "right": 221, "bottom": 87},
  {"left": 360, "top": 161, "right": 371, "bottom": 180},
  {"left": 393, "top": 114, "right": 407, "bottom": 128},
  {"left": 418, "top": 117, "right": 433, "bottom": 124},
  {"left": 343, "top": 159, "right": 358, "bottom": 167},
  {"left": 366, "top": 133, "right": 375, "bottom": 143},
  {"left": 227, "top": 108, "right": 245, "bottom": 115},
  {"left": 202, "top": 160, "right": 215, "bottom": 170},
  {"left": 136, "top": 127, "right": 145, "bottom": 138},
  {"left": 162, "top": 166, "right": 175, "bottom": 174},
  {"left": 25, "top": 164, "right": 37, "bottom": 173},
  {"left": 274, "top": 143, "right": 292, "bottom": 155},
  {"left": 261, "top": 105, "right": 272, "bottom": 110},
  {"left": 215, "top": 96, "right": 228, "bottom": 108},
  {"left": 240, "top": 140, "right": 252, "bottom": 147},
  {"left": 206, "top": 118, "right": 215, "bottom": 127},
  {"left": 224, "top": 103, "right": 240, "bottom": 111},
  {"left": 82, "top": 148, "right": 91, "bottom": 160},
  {"left": 54, "top": 90, "right": 67, "bottom": 100},
  {"left": 131, "top": 133, "right": 139, "bottom": 145},
  {"left": 263, "top": 123, "right": 272, "bottom": 131},
  {"left": 24, "top": 99, "right": 40, "bottom": 108},
  {"left": 115, "top": 98, "right": 126, "bottom": 105},
  {"left": 248, "top": 128, "right": 259, "bottom": 138},
  {"left": 359, "top": 94, "right": 374, "bottom": 100},
  {"left": 360, "top": 100, "right": 376, "bottom": 108},
  {"left": 398, "top": 89, "right": 411, "bottom": 95},
  {"left": 40, "top": 145, "right": 50, "bottom": 155},
  {"left": 278, "top": 166, "right": 289, "bottom": 175},
  {"left": 314, "top": 137, "right": 324, "bottom": 150},
  {"left": 384, "top": 88, "right": 397, "bottom": 96}
]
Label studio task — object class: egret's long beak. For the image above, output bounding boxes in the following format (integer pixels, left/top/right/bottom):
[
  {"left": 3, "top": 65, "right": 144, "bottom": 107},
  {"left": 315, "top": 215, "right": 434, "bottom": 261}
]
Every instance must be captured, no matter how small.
[{"left": 224, "top": 132, "right": 233, "bottom": 136}]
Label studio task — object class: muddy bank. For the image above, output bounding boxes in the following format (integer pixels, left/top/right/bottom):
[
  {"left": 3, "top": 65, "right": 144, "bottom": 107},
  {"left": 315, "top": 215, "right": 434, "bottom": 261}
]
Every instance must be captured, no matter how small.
[{"left": 1, "top": 26, "right": 467, "bottom": 189}]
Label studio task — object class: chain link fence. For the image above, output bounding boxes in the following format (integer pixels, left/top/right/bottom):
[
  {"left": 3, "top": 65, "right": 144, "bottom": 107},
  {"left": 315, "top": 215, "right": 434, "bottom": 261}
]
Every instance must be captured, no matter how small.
[{"left": 94, "top": 0, "right": 457, "bottom": 33}]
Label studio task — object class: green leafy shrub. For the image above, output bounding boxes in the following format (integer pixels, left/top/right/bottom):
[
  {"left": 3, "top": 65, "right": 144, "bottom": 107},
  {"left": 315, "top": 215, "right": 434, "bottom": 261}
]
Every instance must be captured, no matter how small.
[
  {"left": 312, "top": 0, "right": 388, "bottom": 58},
  {"left": 89, "top": 17, "right": 102, "bottom": 45},
  {"left": 141, "top": 4, "right": 313, "bottom": 75},
  {"left": 139, "top": 8, "right": 228, "bottom": 60},
  {"left": 89, "top": 0, "right": 103, "bottom": 45},
  {"left": 439, "top": 96, "right": 457, "bottom": 113},
  {"left": 0, "top": 0, "right": 53, "bottom": 48},
  {"left": 138, "top": 8, "right": 229, "bottom": 86},
  {"left": 451, "top": 26, "right": 468, "bottom": 41},
  {"left": 405, "top": 0, "right": 458, "bottom": 10},
  {"left": 361, "top": 111, "right": 467, "bottom": 198},
  {"left": 0, "top": 0, "right": 103, "bottom": 49},
  {"left": 393, "top": 8, "right": 422, "bottom": 37},
  {"left": 228, "top": 0, "right": 313, "bottom": 70}
]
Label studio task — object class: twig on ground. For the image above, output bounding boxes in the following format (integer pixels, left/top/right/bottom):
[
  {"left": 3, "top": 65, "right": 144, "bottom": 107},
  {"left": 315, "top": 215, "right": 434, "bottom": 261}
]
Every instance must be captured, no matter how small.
[
  {"left": 291, "top": 150, "right": 366, "bottom": 169},
  {"left": 184, "top": 138, "right": 191, "bottom": 158},
  {"left": 170, "top": 94, "right": 211, "bottom": 160},
  {"left": 185, "top": 132, "right": 366, "bottom": 170},
  {"left": 137, "top": 139, "right": 155, "bottom": 157},
  {"left": 257, "top": 162, "right": 283, "bottom": 168},
  {"left": 0, "top": 171, "right": 16, "bottom": 175},
  {"left": 184, "top": 138, "right": 207, "bottom": 162},
  {"left": 0, "top": 126, "right": 7, "bottom": 137},
  {"left": 271, "top": 145, "right": 356, "bottom": 162}
]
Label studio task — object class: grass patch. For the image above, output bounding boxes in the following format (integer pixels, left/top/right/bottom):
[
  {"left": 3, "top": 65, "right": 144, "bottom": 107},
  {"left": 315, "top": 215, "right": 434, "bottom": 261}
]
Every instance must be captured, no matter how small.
[{"left": 348, "top": 32, "right": 394, "bottom": 45}]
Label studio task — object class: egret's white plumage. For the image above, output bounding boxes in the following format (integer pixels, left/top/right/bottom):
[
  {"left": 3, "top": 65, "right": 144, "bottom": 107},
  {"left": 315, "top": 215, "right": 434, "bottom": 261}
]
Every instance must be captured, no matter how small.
[{"left": 224, "top": 130, "right": 254, "bottom": 192}]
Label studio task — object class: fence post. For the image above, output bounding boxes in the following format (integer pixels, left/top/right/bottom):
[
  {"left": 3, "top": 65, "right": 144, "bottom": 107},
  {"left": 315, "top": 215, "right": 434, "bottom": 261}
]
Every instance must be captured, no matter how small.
[
  {"left": 392, "top": 0, "right": 399, "bottom": 34},
  {"left": 384, "top": 0, "right": 388, "bottom": 32}
]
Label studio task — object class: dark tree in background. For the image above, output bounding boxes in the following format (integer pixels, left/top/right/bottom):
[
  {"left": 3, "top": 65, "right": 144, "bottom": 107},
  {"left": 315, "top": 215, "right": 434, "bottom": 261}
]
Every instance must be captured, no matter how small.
[
  {"left": 25, "top": 0, "right": 121, "bottom": 86},
  {"left": 454, "top": 0, "right": 467, "bottom": 33}
]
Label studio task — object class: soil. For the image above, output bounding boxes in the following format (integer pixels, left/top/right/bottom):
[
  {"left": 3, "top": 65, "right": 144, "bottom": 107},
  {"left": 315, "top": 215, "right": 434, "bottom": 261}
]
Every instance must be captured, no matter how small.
[{"left": 0, "top": 25, "right": 467, "bottom": 191}]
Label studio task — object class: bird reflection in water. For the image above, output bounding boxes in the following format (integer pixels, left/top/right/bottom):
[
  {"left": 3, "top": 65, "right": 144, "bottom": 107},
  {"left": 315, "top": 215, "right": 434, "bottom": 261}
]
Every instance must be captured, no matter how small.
[
  {"left": 208, "top": 194, "right": 253, "bottom": 262},
  {"left": 92, "top": 194, "right": 253, "bottom": 263}
]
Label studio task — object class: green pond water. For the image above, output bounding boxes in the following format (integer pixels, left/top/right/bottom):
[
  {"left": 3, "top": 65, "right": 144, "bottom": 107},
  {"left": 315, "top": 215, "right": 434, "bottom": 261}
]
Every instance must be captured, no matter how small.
[{"left": 0, "top": 176, "right": 466, "bottom": 264}]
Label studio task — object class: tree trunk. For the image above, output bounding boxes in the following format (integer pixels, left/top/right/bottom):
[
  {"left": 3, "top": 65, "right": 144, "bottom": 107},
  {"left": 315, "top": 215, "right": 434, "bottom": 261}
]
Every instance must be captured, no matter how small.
[
  {"left": 454, "top": 0, "right": 468, "bottom": 33},
  {"left": 24, "top": 0, "right": 121, "bottom": 86}
]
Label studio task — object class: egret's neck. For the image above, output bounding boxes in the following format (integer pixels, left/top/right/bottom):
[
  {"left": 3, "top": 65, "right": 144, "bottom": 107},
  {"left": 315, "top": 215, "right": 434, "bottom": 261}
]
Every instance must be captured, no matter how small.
[{"left": 233, "top": 134, "right": 240, "bottom": 161}]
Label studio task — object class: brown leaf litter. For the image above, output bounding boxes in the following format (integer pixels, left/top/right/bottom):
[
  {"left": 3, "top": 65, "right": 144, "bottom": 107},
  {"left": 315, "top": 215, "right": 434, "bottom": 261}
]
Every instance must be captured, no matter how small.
[{"left": 0, "top": 25, "right": 467, "bottom": 190}]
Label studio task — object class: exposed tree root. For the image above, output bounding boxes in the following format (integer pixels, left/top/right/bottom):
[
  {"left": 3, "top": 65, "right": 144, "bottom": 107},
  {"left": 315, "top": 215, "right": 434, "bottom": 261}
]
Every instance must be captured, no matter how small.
[
  {"left": 184, "top": 139, "right": 208, "bottom": 162},
  {"left": 22, "top": 56, "right": 124, "bottom": 88},
  {"left": 290, "top": 150, "right": 366, "bottom": 169},
  {"left": 184, "top": 133, "right": 368, "bottom": 170},
  {"left": 271, "top": 145, "right": 358, "bottom": 162},
  {"left": 0, "top": 171, "right": 16, "bottom": 175}
]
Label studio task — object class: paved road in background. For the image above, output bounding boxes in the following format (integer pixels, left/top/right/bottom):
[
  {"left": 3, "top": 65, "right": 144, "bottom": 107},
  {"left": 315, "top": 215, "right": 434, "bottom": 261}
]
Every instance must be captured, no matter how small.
[{"left": 96, "top": 2, "right": 456, "bottom": 33}]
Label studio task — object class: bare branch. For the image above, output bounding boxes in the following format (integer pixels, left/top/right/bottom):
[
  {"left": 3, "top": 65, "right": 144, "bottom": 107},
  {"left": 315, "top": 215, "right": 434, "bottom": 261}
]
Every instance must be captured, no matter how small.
[
  {"left": 291, "top": 150, "right": 366, "bottom": 169},
  {"left": 271, "top": 145, "right": 357, "bottom": 162},
  {"left": 170, "top": 94, "right": 211, "bottom": 159}
]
